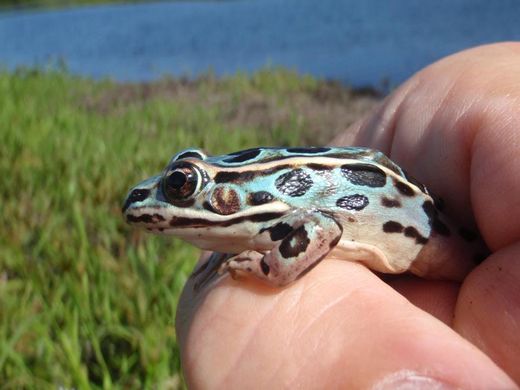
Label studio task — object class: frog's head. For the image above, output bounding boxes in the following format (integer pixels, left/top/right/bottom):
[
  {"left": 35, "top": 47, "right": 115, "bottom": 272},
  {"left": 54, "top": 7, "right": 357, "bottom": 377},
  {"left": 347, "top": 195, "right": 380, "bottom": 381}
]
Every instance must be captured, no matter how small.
[
  {"left": 122, "top": 147, "right": 290, "bottom": 251},
  {"left": 122, "top": 148, "right": 210, "bottom": 234}
]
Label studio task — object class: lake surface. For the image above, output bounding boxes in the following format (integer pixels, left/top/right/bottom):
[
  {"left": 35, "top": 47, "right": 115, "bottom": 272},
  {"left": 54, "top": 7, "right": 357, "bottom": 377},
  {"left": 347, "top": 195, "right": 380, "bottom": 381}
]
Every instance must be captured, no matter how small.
[{"left": 1, "top": 0, "right": 519, "bottom": 87}]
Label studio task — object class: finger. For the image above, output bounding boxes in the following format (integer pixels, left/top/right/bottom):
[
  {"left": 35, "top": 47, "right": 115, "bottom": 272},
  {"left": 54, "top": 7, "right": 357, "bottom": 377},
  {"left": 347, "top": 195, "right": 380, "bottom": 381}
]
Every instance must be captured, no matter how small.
[
  {"left": 454, "top": 242, "right": 520, "bottom": 383},
  {"left": 335, "top": 42, "right": 520, "bottom": 381},
  {"left": 338, "top": 42, "right": 520, "bottom": 244},
  {"left": 177, "top": 261, "right": 515, "bottom": 389},
  {"left": 387, "top": 276, "right": 460, "bottom": 325}
]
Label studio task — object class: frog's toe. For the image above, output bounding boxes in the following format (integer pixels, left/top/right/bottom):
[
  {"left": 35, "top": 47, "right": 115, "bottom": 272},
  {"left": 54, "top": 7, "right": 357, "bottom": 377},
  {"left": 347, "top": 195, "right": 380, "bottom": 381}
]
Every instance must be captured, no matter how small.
[{"left": 218, "top": 251, "right": 266, "bottom": 280}]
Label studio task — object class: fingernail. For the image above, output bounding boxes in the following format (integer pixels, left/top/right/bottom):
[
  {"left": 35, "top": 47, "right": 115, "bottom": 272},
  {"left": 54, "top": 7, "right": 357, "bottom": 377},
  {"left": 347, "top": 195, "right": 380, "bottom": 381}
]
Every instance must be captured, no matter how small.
[{"left": 373, "top": 370, "right": 457, "bottom": 390}]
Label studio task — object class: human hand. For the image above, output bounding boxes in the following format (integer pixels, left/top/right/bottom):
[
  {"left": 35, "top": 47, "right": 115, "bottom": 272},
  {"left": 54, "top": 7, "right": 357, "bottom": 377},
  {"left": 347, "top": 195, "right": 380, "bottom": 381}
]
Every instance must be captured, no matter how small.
[{"left": 176, "top": 43, "right": 520, "bottom": 389}]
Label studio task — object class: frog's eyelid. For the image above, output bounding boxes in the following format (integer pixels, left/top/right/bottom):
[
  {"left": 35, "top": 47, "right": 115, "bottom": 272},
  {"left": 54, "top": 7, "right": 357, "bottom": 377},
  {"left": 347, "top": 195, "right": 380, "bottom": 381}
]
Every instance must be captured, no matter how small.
[{"left": 171, "top": 148, "right": 207, "bottom": 163}]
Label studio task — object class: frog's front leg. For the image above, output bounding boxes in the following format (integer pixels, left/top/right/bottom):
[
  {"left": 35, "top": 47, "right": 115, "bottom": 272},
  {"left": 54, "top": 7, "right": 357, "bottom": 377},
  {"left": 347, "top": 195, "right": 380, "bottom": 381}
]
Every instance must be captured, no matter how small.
[{"left": 219, "top": 210, "right": 343, "bottom": 287}]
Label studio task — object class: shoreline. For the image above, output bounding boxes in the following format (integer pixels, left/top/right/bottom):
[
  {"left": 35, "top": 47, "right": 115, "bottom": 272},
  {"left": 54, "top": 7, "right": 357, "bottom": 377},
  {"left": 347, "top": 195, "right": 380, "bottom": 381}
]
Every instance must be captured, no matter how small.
[{"left": 83, "top": 70, "right": 382, "bottom": 145}]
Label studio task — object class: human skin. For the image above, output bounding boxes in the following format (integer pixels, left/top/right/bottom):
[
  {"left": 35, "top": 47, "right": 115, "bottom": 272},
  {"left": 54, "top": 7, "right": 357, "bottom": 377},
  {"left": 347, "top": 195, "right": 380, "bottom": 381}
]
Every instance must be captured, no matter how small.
[{"left": 176, "top": 43, "right": 520, "bottom": 389}]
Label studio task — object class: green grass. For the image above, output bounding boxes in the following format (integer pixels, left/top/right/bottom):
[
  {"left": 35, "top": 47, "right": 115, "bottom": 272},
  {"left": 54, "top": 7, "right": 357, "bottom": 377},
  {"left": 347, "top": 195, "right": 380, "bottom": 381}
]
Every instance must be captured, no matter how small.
[{"left": 0, "top": 67, "right": 376, "bottom": 388}]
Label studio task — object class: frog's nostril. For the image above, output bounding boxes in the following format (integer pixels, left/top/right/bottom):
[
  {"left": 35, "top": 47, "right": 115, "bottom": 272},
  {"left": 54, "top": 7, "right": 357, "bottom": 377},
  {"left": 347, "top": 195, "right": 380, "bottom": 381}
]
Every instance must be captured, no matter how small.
[
  {"left": 122, "top": 188, "right": 151, "bottom": 213},
  {"left": 130, "top": 189, "right": 151, "bottom": 202}
]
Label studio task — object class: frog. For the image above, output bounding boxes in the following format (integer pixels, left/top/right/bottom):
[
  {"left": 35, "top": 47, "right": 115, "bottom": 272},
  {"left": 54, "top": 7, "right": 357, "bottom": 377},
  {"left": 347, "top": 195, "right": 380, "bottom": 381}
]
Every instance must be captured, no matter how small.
[{"left": 122, "top": 146, "right": 488, "bottom": 288}]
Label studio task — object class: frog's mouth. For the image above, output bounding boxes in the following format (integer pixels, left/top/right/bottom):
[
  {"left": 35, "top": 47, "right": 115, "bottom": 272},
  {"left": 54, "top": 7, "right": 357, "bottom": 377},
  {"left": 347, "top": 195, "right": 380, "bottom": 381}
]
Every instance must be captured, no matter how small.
[
  {"left": 123, "top": 204, "right": 290, "bottom": 253},
  {"left": 124, "top": 196, "right": 292, "bottom": 232},
  {"left": 125, "top": 205, "right": 289, "bottom": 229}
]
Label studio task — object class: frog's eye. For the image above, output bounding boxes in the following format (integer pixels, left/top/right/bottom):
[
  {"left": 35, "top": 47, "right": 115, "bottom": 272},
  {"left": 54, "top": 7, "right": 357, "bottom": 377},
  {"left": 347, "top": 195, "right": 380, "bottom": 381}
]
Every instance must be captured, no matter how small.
[{"left": 162, "top": 163, "right": 202, "bottom": 203}]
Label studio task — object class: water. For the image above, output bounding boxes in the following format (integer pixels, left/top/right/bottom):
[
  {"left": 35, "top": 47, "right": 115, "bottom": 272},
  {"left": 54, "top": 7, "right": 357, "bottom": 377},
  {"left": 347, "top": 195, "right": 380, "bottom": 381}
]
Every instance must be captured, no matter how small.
[{"left": 1, "top": 0, "right": 519, "bottom": 86}]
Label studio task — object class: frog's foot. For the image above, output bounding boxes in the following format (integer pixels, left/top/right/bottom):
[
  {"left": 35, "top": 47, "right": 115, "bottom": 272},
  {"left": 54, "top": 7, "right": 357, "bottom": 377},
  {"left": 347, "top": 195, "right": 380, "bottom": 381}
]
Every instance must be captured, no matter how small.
[
  {"left": 219, "top": 211, "right": 343, "bottom": 287},
  {"left": 218, "top": 250, "right": 265, "bottom": 281}
]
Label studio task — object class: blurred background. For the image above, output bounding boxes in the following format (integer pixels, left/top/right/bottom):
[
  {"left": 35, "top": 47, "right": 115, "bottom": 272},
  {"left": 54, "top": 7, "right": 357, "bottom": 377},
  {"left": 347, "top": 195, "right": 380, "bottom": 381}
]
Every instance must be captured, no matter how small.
[{"left": 1, "top": 0, "right": 519, "bottom": 388}]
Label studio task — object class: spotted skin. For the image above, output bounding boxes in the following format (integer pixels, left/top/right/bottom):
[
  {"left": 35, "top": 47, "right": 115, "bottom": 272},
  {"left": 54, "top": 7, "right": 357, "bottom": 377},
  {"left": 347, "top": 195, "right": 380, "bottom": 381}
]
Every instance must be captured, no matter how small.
[
  {"left": 209, "top": 186, "right": 241, "bottom": 215},
  {"left": 248, "top": 191, "right": 274, "bottom": 206},
  {"left": 394, "top": 180, "right": 415, "bottom": 197},
  {"left": 223, "top": 149, "right": 262, "bottom": 163},
  {"left": 275, "top": 169, "right": 313, "bottom": 197},
  {"left": 340, "top": 164, "right": 387, "bottom": 187},
  {"left": 262, "top": 222, "right": 294, "bottom": 241},
  {"left": 336, "top": 194, "right": 369, "bottom": 211},
  {"left": 123, "top": 146, "right": 489, "bottom": 288},
  {"left": 218, "top": 210, "right": 343, "bottom": 286},
  {"left": 381, "top": 197, "right": 401, "bottom": 208}
]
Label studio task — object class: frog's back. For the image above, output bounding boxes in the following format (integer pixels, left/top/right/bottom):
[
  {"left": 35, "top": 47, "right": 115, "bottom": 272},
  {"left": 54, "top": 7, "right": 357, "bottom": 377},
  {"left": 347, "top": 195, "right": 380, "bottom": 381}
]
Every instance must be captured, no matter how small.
[
  {"left": 208, "top": 147, "right": 403, "bottom": 175},
  {"left": 200, "top": 146, "right": 428, "bottom": 224}
]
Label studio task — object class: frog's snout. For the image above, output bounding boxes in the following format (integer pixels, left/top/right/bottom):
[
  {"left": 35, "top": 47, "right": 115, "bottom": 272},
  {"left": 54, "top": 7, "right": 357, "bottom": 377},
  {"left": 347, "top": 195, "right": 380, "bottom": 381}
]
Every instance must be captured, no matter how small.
[{"left": 122, "top": 188, "right": 151, "bottom": 214}]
